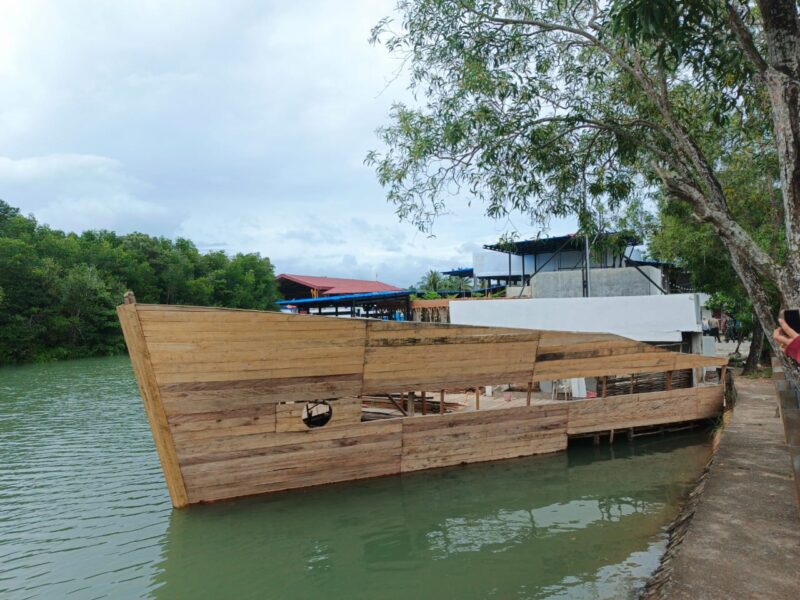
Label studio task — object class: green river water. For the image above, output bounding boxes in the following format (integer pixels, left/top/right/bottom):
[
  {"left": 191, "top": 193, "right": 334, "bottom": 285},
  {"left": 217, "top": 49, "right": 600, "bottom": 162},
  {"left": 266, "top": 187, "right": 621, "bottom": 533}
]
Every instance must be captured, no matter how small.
[{"left": 0, "top": 356, "right": 712, "bottom": 600}]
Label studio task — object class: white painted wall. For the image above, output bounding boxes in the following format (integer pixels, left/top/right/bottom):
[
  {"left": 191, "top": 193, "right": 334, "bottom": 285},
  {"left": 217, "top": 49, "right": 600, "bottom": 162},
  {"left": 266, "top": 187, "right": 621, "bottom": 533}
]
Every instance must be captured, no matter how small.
[
  {"left": 473, "top": 249, "right": 535, "bottom": 278},
  {"left": 449, "top": 293, "right": 706, "bottom": 342}
]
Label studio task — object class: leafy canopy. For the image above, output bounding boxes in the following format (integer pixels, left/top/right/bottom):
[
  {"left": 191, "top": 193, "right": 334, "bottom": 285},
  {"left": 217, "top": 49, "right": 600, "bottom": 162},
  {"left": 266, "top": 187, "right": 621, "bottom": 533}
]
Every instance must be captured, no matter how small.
[{"left": 367, "top": 0, "right": 769, "bottom": 244}]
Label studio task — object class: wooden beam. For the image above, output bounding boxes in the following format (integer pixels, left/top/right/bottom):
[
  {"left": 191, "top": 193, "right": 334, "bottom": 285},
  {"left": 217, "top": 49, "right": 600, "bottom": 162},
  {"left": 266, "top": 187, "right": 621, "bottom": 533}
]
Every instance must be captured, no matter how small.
[
  {"left": 117, "top": 303, "right": 189, "bottom": 508},
  {"left": 475, "top": 388, "right": 481, "bottom": 411},
  {"left": 440, "top": 390, "right": 445, "bottom": 415},
  {"left": 421, "top": 390, "right": 427, "bottom": 415},
  {"left": 665, "top": 370, "right": 673, "bottom": 391},
  {"left": 601, "top": 376, "right": 608, "bottom": 398},
  {"left": 526, "top": 382, "right": 532, "bottom": 407},
  {"left": 385, "top": 393, "right": 407, "bottom": 416}
]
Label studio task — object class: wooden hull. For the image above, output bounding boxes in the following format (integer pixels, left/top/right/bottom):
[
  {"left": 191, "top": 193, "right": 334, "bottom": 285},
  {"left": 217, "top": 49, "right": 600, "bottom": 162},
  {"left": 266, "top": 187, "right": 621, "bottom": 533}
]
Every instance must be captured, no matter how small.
[{"left": 117, "top": 302, "right": 727, "bottom": 507}]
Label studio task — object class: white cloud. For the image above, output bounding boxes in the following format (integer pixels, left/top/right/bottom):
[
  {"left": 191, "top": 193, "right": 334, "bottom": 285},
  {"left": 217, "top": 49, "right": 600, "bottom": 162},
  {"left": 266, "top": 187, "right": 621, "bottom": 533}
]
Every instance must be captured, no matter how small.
[
  {"left": 0, "top": 0, "right": 576, "bottom": 287},
  {"left": 0, "top": 153, "right": 172, "bottom": 233}
]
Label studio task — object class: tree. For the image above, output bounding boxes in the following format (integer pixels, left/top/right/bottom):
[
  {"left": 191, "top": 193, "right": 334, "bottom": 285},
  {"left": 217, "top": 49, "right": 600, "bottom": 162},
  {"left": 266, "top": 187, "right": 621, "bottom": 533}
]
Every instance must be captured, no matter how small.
[
  {"left": 368, "top": 0, "right": 800, "bottom": 382},
  {"left": 0, "top": 200, "right": 280, "bottom": 364},
  {"left": 417, "top": 269, "right": 445, "bottom": 292},
  {"left": 649, "top": 132, "right": 783, "bottom": 372}
]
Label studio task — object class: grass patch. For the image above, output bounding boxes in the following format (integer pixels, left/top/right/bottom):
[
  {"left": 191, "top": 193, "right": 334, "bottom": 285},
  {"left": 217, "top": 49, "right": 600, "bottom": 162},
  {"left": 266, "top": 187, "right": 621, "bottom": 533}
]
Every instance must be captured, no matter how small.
[{"left": 741, "top": 366, "right": 772, "bottom": 379}]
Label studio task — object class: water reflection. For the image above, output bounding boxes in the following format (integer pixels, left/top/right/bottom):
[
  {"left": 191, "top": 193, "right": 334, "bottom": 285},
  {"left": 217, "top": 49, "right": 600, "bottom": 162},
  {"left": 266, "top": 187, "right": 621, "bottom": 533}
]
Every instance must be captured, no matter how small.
[
  {"left": 153, "top": 438, "right": 709, "bottom": 600},
  {"left": 0, "top": 357, "right": 711, "bottom": 600}
]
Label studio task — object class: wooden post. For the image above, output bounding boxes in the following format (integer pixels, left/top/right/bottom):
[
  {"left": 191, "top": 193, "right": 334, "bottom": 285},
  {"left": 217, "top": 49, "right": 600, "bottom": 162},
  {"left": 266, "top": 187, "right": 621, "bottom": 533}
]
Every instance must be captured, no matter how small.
[
  {"left": 407, "top": 391, "right": 415, "bottom": 416},
  {"left": 630, "top": 374, "right": 635, "bottom": 395},
  {"left": 721, "top": 366, "right": 728, "bottom": 407},
  {"left": 440, "top": 390, "right": 445, "bottom": 415},
  {"left": 601, "top": 376, "right": 608, "bottom": 398},
  {"left": 117, "top": 302, "right": 189, "bottom": 508},
  {"left": 526, "top": 382, "right": 532, "bottom": 407},
  {"left": 609, "top": 428, "right": 615, "bottom": 444},
  {"left": 475, "top": 388, "right": 480, "bottom": 411},
  {"left": 665, "top": 370, "right": 673, "bottom": 391},
  {"left": 421, "top": 390, "right": 427, "bottom": 415}
]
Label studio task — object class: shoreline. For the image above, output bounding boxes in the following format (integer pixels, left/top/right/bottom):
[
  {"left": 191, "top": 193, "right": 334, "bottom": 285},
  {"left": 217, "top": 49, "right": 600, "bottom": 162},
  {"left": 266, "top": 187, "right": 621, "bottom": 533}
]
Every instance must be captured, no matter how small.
[{"left": 640, "top": 377, "right": 800, "bottom": 598}]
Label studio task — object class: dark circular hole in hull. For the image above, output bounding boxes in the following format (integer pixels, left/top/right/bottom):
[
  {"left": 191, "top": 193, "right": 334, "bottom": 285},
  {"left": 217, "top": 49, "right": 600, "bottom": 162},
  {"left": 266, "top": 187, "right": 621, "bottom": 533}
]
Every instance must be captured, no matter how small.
[{"left": 302, "top": 400, "right": 333, "bottom": 428}]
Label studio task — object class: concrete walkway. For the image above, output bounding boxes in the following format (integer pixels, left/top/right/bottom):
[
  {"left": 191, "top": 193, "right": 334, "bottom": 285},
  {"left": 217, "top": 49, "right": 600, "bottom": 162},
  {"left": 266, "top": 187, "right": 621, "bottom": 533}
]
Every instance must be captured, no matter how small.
[{"left": 661, "top": 378, "right": 800, "bottom": 599}]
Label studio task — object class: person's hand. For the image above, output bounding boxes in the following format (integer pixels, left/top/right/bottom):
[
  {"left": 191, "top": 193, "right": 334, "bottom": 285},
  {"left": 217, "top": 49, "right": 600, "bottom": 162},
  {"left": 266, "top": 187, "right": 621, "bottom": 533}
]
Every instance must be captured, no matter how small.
[{"left": 773, "top": 318, "right": 799, "bottom": 351}]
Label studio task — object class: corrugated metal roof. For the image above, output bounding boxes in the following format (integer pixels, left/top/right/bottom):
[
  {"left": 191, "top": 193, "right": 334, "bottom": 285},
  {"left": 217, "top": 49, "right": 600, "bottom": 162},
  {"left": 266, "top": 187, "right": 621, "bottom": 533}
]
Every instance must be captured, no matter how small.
[
  {"left": 276, "top": 290, "right": 410, "bottom": 305},
  {"left": 277, "top": 273, "right": 404, "bottom": 295}
]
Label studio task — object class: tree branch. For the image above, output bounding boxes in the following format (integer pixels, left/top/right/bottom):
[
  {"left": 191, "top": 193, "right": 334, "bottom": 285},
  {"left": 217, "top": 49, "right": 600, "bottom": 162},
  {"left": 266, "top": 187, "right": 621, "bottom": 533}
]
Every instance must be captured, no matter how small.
[
  {"left": 726, "top": 2, "right": 769, "bottom": 73},
  {"left": 654, "top": 165, "right": 782, "bottom": 284}
]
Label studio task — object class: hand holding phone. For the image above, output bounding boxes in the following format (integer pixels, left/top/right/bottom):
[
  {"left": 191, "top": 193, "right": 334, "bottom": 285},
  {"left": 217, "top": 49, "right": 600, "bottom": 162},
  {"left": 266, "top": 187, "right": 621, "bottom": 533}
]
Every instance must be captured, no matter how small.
[
  {"left": 776, "top": 309, "right": 800, "bottom": 350},
  {"left": 780, "top": 309, "right": 800, "bottom": 333}
]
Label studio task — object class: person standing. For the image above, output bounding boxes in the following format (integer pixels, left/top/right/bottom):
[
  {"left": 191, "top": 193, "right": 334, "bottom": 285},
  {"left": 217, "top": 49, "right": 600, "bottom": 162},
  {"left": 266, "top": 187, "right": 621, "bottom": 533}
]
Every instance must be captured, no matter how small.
[{"left": 709, "top": 315, "right": 721, "bottom": 343}]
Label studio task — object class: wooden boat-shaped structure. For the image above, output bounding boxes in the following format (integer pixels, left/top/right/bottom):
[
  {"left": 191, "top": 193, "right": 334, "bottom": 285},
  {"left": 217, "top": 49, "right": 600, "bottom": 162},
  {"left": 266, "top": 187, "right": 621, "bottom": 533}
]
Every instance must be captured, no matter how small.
[{"left": 117, "top": 295, "right": 728, "bottom": 508}]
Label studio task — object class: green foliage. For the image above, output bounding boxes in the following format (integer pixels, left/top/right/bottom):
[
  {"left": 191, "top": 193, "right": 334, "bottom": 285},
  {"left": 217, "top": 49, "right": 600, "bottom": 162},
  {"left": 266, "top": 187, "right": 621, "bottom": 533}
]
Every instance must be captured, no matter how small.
[
  {"left": 648, "top": 133, "right": 783, "bottom": 333},
  {"left": 415, "top": 269, "right": 471, "bottom": 293},
  {"left": 0, "top": 200, "right": 279, "bottom": 365},
  {"left": 367, "top": 1, "right": 776, "bottom": 247}
]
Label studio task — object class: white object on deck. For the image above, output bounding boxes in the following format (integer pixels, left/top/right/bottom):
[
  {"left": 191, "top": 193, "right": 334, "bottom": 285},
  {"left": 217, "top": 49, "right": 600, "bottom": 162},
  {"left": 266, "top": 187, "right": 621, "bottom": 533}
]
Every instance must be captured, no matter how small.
[{"left": 449, "top": 293, "right": 707, "bottom": 342}]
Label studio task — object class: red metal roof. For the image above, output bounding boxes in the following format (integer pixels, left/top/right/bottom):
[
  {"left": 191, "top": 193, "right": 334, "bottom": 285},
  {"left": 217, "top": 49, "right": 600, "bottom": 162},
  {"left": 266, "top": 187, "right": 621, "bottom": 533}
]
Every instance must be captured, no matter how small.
[{"left": 277, "top": 274, "right": 404, "bottom": 295}]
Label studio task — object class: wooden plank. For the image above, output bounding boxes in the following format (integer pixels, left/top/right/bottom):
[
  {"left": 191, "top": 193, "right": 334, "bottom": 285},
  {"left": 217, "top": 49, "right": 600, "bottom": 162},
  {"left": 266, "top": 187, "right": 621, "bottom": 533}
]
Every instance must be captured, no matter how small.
[
  {"left": 566, "top": 386, "right": 723, "bottom": 435},
  {"left": 120, "top": 303, "right": 732, "bottom": 507},
  {"left": 155, "top": 362, "right": 364, "bottom": 385},
  {"left": 117, "top": 303, "right": 189, "bottom": 508}
]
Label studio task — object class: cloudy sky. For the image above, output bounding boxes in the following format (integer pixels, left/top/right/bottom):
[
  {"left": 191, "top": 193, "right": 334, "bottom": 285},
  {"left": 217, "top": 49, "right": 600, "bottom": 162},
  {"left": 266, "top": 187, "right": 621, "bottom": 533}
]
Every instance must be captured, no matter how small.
[{"left": 0, "top": 0, "right": 574, "bottom": 287}]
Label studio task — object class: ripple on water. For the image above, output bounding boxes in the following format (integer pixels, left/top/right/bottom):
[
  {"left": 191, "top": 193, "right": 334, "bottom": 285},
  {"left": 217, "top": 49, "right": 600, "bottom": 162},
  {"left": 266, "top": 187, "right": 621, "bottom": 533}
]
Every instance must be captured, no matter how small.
[
  {"left": 0, "top": 357, "right": 170, "bottom": 599},
  {"left": 1, "top": 356, "right": 712, "bottom": 600}
]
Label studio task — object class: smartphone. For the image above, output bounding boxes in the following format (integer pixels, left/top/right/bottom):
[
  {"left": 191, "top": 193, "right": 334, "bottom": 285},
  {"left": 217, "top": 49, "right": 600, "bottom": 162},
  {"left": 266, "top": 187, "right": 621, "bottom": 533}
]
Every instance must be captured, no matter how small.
[{"left": 780, "top": 308, "right": 800, "bottom": 332}]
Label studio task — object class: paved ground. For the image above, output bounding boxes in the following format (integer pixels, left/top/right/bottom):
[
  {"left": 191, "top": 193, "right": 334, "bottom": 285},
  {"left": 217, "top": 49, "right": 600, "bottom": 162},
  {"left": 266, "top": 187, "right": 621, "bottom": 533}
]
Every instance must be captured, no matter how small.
[
  {"left": 714, "top": 339, "right": 750, "bottom": 359},
  {"left": 663, "top": 378, "right": 800, "bottom": 599}
]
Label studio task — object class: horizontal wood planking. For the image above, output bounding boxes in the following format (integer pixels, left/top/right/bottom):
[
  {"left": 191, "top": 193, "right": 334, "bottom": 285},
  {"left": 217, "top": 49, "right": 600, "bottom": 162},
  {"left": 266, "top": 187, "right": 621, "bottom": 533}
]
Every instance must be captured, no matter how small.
[
  {"left": 400, "top": 405, "right": 568, "bottom": 472},
  {"left": 363, "top": 323, "right": 538, "bottom": 391},
  {"left": 176, "top": 420, "right": 400, "bottom": 464},
  {"left": 275, "top": 398, "right": 362, "bottom": 432},
  {"left": 183, "top": 421, "right": 403, "bottom": 503},
  {"left": 189, "top": 457, "right": 400, "bottom": 504},
  {"left": 139, "top": 309, "right": 367, "bottom": 408},
  {"left": 120, "top": 304, "right": 732, "bottom": 506},
  {"left": 534, "top": 352, "right": 727, "bottom": 380},
  {"left": 535, "top": 330, "right": 727, "bottom": 381},
  {"left": 566, "top": 386, "right": 723, "bottom": 435},
  {"left": 696, "top": 385, "right": 726, "bottom": 418},
  {"left": 159, "top": 376, "right": 363, "bottom": 415}
]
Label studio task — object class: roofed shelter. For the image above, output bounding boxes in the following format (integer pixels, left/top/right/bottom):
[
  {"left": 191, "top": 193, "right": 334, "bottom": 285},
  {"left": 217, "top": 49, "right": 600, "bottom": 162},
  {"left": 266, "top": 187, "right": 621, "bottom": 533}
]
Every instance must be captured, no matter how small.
[{"left": 277, "top": 273, "right": 404, "bottom": 300}]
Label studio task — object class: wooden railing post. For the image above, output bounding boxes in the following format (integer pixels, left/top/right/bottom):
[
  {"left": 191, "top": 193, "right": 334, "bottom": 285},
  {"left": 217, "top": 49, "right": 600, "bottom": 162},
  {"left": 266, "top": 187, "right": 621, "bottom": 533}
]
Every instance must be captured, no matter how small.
[
  {"left": 475, "top": 388, "right": 481, "bottom": 411},
  {"left": 526, "top": 382, "right": 532, "bottom": 407},
  {"left": 440, "top": 390, "right": 445, "bottom": 415}
]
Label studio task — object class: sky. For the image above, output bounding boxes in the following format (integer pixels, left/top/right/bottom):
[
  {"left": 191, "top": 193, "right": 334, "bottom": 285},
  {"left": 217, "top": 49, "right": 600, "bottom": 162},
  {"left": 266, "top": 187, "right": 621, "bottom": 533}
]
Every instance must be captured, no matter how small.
[{"left": 0, "top": 0, "right": 574, "bottom": 287}]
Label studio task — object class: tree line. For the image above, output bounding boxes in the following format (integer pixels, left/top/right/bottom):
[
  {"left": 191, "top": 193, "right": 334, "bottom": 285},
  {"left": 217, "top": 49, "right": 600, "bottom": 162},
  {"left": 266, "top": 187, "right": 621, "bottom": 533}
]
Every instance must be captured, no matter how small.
[
  {"left": 0, "top": 201, "right": 279, "bottom": 365},
  {"left": 369, "top": 0, "right": 797, "bottom": 381}
]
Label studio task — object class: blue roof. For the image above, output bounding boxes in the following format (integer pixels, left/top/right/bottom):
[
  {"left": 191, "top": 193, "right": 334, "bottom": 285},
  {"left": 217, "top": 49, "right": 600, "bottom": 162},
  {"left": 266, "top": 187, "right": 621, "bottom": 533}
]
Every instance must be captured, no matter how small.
[
  {"left": 277, "top": 290, "right": 410, "bottom": 306},
  {"left": 442, "top": 267, "right": 474, "bottom": 277}
]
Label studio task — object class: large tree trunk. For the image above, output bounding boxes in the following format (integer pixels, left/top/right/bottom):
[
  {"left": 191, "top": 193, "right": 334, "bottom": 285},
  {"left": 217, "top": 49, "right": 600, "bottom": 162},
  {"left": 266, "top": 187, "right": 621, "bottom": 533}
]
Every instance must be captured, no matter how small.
[{"left": 742, "top": 314, "right": 764, "bottom": 375}]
